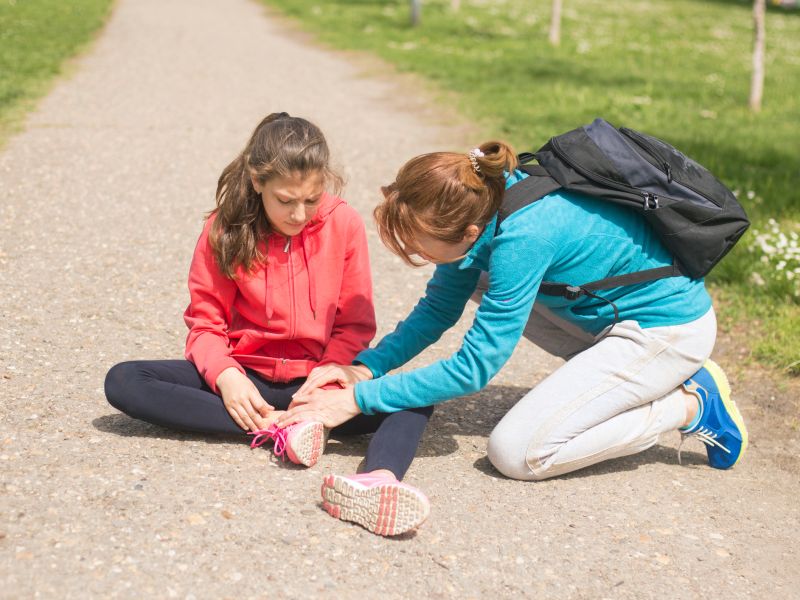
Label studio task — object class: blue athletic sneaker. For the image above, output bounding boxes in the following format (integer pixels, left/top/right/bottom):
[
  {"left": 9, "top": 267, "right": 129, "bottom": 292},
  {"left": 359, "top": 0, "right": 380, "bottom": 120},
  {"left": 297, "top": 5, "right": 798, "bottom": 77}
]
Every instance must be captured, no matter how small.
[{"left": 679, "top": 360, "right": 748, "bottom": 469}]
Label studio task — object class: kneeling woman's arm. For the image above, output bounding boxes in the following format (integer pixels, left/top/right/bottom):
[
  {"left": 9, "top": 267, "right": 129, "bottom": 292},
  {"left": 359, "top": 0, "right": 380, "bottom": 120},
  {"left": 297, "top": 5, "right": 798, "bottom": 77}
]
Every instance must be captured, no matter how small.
[
  {"left": 355, "top": 231, "right": 552, "bottom": 415},
  {"left": 279, "top": 230, "right": 554, "bottom": 427}
]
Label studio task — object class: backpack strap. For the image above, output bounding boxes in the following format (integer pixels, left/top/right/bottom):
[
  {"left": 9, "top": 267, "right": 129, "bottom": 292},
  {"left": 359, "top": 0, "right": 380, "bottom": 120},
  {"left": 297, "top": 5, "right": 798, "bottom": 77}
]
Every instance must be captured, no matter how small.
[
  {"left": 538, "top": 263, "right": 684, "bottom": 301},
  {"left": 497, "top": 164, "right": 561, "bottom": 229},
  {"left": 583, "top": 263, "right": 684, "bottom": 291},
  {"left": 538, "top": 263, "right": 683, "bottom": 333}
]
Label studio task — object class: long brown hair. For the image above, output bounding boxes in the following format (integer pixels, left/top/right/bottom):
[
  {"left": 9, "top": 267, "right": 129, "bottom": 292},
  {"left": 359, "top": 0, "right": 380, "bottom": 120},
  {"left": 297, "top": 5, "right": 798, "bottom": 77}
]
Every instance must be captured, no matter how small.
[
  {"left": 210, "top": 112, "right": 343, "bottom": 277},
  {"left": 375, "top": 141, "right": 517, "bottom": 266}
]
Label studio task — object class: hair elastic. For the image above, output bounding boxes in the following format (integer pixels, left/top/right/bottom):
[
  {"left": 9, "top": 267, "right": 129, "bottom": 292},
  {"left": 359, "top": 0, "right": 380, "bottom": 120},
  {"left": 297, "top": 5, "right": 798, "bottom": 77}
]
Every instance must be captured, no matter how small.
[{"left": 468, "top": 147, "right": 485, "bottom": 173}]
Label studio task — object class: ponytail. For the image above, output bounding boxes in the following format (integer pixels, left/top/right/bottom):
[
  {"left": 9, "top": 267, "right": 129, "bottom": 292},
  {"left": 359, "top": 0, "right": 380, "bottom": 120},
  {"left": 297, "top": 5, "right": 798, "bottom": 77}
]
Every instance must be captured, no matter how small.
[{"left": 468, "top": 140, "right": 518, "bottom": 217}]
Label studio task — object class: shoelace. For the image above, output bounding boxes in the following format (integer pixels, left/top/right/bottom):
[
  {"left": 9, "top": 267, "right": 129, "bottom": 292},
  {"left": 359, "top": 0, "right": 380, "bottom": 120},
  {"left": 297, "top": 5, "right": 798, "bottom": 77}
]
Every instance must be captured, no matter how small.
[
  {"left": 678, "top": 426, "right": 731, "bottom": 465},
  {"left": 248, "top": 424, "right": 290, "bottom": 460}
]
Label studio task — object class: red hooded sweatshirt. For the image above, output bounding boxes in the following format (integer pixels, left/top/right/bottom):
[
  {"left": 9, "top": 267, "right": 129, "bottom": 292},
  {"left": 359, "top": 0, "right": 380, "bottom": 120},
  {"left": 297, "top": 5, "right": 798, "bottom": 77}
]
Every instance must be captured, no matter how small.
[{"left": 183, "top": 193, "right": 376, "bottom": 393}]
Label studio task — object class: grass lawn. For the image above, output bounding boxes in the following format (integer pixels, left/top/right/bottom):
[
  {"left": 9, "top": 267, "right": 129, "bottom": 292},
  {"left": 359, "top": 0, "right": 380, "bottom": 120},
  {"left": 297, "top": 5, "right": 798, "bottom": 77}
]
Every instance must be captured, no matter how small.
[
  {"left": 0, "top": 0, "right": 114, "bottom": 142},
  {"left": 261, "top": 0, "right": 800, "bottom": 374}
]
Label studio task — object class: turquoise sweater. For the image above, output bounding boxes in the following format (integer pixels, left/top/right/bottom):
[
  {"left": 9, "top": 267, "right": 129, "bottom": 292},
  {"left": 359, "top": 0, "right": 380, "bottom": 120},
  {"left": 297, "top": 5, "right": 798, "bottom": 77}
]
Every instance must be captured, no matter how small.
[{"left": 354, "top": 170, "right": 711, "bottom": 414}]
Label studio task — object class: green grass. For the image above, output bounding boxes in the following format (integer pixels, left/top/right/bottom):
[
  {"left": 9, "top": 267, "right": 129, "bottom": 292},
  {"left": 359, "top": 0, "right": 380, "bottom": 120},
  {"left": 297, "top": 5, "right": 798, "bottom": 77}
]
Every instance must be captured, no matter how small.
[
  {"left": 0, "top": 0, "right": 114, "bottom": 142},
  {"left": 262, "top": 0, "right": 800, "bottom": 374}
]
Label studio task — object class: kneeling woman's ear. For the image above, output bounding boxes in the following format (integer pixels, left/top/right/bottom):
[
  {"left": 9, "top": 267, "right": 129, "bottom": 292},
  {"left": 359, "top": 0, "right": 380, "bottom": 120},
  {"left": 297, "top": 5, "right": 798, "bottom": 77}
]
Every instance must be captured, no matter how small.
[{"left": 463, "top": 223, "right": 481, "bottom": 244}]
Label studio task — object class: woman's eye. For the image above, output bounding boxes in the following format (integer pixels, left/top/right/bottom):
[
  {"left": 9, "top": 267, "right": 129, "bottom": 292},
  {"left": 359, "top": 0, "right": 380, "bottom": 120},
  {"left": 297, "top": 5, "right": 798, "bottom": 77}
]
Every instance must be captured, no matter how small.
[{"left": 278, "top": 198, "right": 292, "bottom": 205}]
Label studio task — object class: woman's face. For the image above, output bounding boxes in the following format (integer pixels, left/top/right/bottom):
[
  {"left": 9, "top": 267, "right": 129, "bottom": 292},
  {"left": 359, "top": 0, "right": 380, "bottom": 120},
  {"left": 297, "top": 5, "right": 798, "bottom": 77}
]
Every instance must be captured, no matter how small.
[
  {"left": 253, "top": 170, "right": 326, "bottom": 237},
  {"left": 411, "top": 225, "right": 482, "bottom": 265}
]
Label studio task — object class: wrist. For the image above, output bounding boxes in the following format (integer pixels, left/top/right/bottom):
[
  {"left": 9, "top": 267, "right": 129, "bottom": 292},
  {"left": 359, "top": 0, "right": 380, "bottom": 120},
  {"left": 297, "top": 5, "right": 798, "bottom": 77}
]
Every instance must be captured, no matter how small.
[
  {"left": 353, "top": 363, "right": 373, "bottom": 381},
  {"left": 348, "top": 389, "right": 362, "bottom": 417},
  {"left": 352, "top": 383, "right": 372, "bottom": 416},
  {"left": 216, "top": 366, "right": 244, "bottom": 391}
]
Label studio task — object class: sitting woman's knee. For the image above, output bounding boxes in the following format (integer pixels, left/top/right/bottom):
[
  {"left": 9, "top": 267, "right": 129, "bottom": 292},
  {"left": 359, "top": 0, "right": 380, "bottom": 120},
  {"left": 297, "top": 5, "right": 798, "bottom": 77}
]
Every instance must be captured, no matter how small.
[{"left": 104, "top": 361, "right": 138, "bottom": 412}]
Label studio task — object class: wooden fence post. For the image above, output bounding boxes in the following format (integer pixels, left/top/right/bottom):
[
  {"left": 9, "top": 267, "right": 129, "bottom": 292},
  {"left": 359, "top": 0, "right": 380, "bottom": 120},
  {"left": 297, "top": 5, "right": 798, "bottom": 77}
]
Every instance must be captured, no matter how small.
[
  {"left": 749, "top": 0, "right": 766, "bottom": 112},
  {"left": 411, "top": 0, "right": 422, "bottom": 26},
  {"left": 549, "top": 0, "right": 562, "bottom": 46}
]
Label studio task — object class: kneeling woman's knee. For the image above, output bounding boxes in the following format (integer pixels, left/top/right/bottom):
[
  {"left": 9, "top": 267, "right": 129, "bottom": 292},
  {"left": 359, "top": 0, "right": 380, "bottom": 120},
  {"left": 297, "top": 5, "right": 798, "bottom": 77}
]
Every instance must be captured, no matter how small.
[
  {"left": 104, "top": 361, "right": 138, "bottom": 412},
  {"left": 487, "top": 428, "right": 540, "bottom": 481}
]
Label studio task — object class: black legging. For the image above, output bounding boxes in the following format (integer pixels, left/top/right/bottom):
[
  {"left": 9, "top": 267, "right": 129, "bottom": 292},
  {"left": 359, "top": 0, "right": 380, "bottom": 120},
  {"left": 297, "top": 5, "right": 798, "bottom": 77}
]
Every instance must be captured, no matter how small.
[{"left": 104, "top": 360, "right": 431, "bottom": 480}]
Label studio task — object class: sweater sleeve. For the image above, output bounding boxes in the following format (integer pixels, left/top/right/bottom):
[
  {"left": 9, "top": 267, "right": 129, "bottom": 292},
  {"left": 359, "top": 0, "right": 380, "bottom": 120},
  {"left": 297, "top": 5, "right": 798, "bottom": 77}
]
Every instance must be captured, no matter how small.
[
  {"left": 354, "top": 231, "right": 556, "bottom": 415},
  {"left": 317, "top": 214, "right": 377, "bottom": 365},
  {"left": 353, "top": 261, "right": 481, "bottom": 379},
  {"left": 183, "top": 219, "right": 245, "bottom": 393}
]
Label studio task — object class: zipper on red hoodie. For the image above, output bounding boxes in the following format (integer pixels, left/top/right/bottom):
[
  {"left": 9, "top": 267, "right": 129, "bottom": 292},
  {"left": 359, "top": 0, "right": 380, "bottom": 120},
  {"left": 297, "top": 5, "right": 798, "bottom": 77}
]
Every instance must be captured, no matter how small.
[
  {"left": 285, "top": 236, "right": 296, "bottom": 341},
  {"left": 277, "top": 235, "right": 294, "bottom": 383}
]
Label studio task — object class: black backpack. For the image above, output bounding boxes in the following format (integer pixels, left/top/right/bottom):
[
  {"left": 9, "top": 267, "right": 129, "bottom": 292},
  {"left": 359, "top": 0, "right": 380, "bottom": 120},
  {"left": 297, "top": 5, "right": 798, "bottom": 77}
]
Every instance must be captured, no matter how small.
[{"left": 500, "top": 118, "right": 750, "bottom": 321}]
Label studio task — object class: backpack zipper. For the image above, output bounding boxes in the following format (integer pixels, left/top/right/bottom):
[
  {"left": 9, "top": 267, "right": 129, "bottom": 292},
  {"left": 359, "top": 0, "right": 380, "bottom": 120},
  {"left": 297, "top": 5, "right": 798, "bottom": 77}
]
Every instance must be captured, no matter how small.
[
  {"left": 551, "top": 137, "right": 659, "bottom": 211},
  {"left": 619, "top": 128, "right": 672, "bottom": 178},
  {"left": 619, "top": 128, "right": 722, "bottom": 206}
]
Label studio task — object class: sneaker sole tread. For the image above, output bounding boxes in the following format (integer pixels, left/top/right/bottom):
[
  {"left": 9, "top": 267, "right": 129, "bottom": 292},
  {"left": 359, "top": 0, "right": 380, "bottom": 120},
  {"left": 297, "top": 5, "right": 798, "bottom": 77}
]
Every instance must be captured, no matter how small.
[
  {"left": 287, "top": 422, "right": 326, "bottom": 467},
  {"left": 321, "top": 475, "right": 429, "bottom": 536}
]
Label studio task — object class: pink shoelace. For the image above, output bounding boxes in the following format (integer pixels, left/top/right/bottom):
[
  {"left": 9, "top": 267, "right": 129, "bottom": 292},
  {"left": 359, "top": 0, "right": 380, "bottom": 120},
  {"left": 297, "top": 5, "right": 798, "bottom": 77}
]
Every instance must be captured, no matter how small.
[{"left": 248, "top": 423, "right": 290, "bottom": 459}]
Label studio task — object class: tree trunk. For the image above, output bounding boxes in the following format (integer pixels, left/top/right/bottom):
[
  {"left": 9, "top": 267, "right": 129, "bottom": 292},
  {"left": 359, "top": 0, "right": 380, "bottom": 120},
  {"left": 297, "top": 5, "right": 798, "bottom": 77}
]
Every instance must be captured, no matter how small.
[
  {"left": 451, "top": 0, "right": 461, "bottom": 11},
  {"left": 411, "top": 0, "right": 422, "bottom": 26},
  {"left": 549, "top": 0, "right": 562, "bottom": 46},
  {"left": 749, "top": 0, "right": 766, "bottom": 112}
]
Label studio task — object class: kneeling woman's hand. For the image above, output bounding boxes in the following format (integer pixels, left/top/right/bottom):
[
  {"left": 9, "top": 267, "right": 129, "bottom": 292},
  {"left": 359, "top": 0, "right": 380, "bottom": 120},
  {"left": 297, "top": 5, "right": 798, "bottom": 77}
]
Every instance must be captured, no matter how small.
[
  {"left": 291, "top": 364, "right": 372, "bottom": 404},
  {"left": 276, "top": 386, "right": 360, "bottom": 430}
]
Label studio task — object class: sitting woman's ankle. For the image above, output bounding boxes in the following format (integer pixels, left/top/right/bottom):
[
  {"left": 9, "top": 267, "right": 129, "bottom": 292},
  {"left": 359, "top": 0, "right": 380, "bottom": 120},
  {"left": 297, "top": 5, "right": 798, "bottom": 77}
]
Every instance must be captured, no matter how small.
[{"left": 364, "top": 468, "right": 397, "bottom": 480}]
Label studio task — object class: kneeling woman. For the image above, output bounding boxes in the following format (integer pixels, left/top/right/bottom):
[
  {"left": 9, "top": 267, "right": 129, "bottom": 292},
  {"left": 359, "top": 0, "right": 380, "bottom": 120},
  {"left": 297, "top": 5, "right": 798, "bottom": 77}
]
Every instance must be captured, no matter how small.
[{"left": 283, "top": 140, "right": 748, "bottom": 530}]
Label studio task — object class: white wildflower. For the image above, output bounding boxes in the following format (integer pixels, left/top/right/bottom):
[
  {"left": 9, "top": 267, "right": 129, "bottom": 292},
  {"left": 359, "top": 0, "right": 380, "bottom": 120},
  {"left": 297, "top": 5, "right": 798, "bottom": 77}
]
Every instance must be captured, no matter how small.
[{"left": 746, "top": 218, "right": 800, "bottom": 297}]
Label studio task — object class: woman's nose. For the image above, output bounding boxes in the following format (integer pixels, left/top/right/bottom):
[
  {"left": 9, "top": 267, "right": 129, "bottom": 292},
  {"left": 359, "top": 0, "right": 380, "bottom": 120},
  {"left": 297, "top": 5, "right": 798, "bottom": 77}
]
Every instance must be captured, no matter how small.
[{"left": 291, "top": 204, "right": 306, "bottom": 223}]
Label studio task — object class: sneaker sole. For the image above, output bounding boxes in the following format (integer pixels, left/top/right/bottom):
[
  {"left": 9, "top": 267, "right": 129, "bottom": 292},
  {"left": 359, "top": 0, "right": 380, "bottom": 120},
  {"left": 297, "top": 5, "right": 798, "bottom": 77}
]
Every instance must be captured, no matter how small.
[
  {"left": 286, "top": 422, "right": 326, "bottom": 467},
  {"left": 321, "top": 475, "right": 430, "bottom": 536},
  {"left": 705, "top": 358, "right": 748, "bottom": 467}
]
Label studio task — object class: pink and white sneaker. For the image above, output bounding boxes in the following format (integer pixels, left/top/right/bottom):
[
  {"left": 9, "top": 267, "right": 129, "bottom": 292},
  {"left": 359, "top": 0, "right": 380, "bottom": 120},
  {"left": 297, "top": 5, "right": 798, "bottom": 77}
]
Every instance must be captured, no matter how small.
[
  {"left": 248, "top": 421, "right": 326, "bottom": 467},
  {"left": 321, "top": 472, "right": 430, "bottom": 536}
]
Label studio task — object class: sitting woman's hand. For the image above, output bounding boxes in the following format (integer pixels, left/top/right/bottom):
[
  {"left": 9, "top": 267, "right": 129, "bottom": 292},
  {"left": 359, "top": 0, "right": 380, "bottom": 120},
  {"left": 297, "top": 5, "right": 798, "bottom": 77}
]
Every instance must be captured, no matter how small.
[
  {"left": 291, "top": 363, "right": 372, "bottom": 405},
  {"left": 277, "top": 385, "right": 360, "bottom": 430},
  {"left": 216, "top": 367, "right": 274, "bottom": 431}
]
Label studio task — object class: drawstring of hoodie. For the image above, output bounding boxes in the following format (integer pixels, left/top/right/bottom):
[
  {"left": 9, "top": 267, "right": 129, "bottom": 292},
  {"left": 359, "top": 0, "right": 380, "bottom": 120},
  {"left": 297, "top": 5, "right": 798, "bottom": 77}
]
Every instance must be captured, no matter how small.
[
  {"left": 264, "top": 261, "right": 275, "bottom": 323},
  {"left": 301, "top": 229, "right": 316, "bottom": 319},
  {"left": 266, "top": 233, "right": 315, "bottom": 322}
]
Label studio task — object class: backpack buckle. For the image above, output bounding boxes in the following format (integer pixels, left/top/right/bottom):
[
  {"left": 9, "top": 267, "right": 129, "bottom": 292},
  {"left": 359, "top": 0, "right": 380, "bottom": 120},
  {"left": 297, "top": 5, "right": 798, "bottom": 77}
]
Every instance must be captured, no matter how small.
[
  {"left": 643, "top": 193, "right": 659, "bottom": 210},
  {"left": 564, "top": 285, "right": 583, "bottom": 301}
]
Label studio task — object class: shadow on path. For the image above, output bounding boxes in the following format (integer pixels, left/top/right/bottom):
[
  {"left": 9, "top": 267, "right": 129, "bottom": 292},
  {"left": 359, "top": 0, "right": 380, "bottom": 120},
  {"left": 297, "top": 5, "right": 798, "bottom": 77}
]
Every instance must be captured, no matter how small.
[
  {"left": 92, "top": 412, "right": 463, "bottom": 458},
  {"left": 472, "top": 445, "right": 707, "bottom": 481},
  {"left": 95, "top": 381, "right": 707, "bottom": 478}
]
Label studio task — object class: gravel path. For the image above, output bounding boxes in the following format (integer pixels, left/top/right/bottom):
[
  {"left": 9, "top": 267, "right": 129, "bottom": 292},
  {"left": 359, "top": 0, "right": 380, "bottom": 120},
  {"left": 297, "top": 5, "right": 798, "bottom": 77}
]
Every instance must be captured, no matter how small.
[{"left": 1, "top": 0, "right": 798, "bottom": 597}]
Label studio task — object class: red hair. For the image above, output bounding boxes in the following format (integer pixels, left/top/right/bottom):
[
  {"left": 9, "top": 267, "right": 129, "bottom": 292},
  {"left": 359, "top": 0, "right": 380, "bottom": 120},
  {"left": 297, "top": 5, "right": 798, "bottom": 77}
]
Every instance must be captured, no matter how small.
[{"left": 375, "top": 141, "right": 518, "bottom": 266}]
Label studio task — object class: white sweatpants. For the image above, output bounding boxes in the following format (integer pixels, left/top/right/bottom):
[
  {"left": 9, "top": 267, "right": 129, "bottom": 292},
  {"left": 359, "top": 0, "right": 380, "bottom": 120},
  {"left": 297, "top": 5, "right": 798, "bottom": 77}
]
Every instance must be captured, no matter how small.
[{"left": 471, "top": 281, "right": 717, "bottom": 481}]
